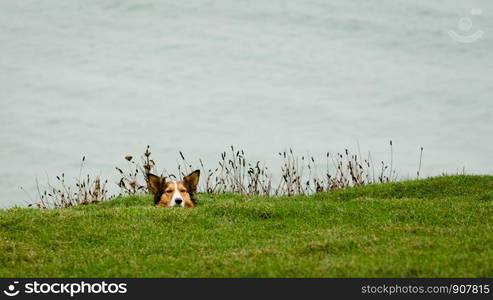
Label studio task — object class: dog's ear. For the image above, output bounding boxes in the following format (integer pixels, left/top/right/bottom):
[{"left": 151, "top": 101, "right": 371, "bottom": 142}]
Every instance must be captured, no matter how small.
[
  {"left": 183, "top": 170, "right": 200, "bottom": 194},
  {"left": 147, "top": 173, "right": 164, "bottom": 195}
]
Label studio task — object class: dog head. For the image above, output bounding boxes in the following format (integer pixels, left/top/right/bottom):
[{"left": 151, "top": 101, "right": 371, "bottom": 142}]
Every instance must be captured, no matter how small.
[{"left": 147, "top": 170, "right": 200, "bottom": 207}]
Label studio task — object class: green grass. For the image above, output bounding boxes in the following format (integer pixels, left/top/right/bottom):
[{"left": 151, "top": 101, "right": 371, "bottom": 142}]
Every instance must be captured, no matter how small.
[{"left": 1, "top": 175, "right": 493, "bottom": 277}]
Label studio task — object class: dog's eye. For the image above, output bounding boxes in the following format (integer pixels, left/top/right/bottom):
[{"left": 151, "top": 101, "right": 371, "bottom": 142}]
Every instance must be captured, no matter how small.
[
  {"left": 180, "top": 189, "right": 187, "bottom": 193},
  {"left": 165, "top": 190, "right": 173, "bottom": 194}
]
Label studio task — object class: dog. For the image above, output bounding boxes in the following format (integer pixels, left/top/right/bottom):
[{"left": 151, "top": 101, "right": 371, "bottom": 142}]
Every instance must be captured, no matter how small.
[{"left": 147, "top": 170, "right": 200, "bottom": 207}]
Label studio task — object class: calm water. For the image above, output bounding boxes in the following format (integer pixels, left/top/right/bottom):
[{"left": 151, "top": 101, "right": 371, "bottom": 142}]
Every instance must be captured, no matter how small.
[{"left": 1, "top": 0, "right": 492, "bottom": 207}]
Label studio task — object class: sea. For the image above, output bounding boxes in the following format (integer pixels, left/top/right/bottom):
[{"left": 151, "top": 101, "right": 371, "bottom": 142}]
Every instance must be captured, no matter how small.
[{"left": 1, "top": 0, "right": 492, "bottom": 207}]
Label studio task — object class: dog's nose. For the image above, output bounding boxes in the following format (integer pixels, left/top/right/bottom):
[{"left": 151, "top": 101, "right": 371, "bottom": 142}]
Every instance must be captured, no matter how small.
[{"left": 175, "top": 199, "right": 183, "bottom": 205}]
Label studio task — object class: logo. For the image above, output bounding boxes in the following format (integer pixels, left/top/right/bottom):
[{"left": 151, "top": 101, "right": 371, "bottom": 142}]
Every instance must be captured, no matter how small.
[
  {"left": 2, "top": 281, "right": 127, "bottom": 297},
  {"left": 3, "top": 281, "right": 20, "bottom": 297},
  {"left": 448, "top": 9, "right": 484, "bottom": 43}
]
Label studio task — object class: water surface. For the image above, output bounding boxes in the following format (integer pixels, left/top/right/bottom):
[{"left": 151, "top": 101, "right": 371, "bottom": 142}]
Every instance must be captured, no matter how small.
[{"left": 1, "top": 0, "right": 492, "bottom": 207}]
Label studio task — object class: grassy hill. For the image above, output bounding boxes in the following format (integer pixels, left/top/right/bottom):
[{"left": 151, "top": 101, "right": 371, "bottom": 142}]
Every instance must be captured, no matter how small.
[{"left": 1, "top": 175, "right": 492, "bottom": 277}]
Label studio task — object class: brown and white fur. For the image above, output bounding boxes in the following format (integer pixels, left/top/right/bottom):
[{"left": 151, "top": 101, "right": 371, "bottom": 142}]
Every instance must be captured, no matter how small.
[{"left": 147, "top": 170, "right": 200, "bottom": 207}]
